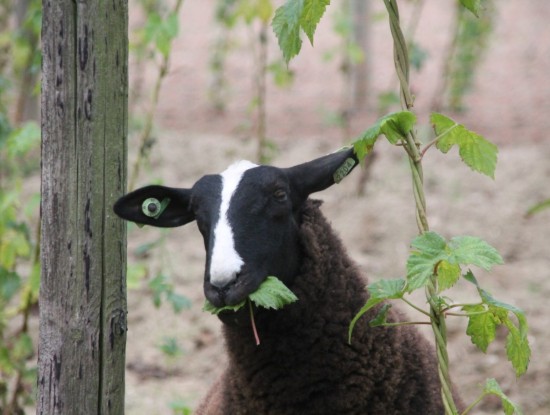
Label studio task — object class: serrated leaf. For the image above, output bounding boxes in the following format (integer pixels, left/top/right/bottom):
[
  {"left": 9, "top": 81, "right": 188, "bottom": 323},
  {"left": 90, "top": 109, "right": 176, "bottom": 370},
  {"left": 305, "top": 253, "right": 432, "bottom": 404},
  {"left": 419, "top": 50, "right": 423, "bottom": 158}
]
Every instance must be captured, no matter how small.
[
  {"left": 406, "top": 232, "right": 447, "bottom": 292},
  {"left": 448, "top": 236, "right": 503, "bottom": 270},
  {"left": 248, "top": 276, "right": 298, "bottom": 309},
  {"left": 379, "top": 111, "right": 417, "bottom": 144},
  {"left": 349, "top": 279, "right": 405, "bottom": 342},
  {"left": 459, "top": 0, "right": 482, "bottom": 17},
  {"left": 462, "top": 269, "right": 479, "bottom": 286},
  {"left": 300, "top": 0, "right": 330, "bottom": 45},
  {"left": 369, "top": 303, "right": 392, "bottom": 327},
  {"left": 353, "top": 111, "right": 417, "bottom": 161},
  {"left": 431, "top": 113, "right": 498, "bottom": 178},
  {"left": 479, "top": 289, "right": 530, "bottom": 376},
  {"left": 436, "top": 260, "right": 461, "bottom": 291},
  {"left": 463, "top": 304, "right": 496, "bottom": 352},
  {"left": 203, "top": 299, "right": 246, "bottom": 315},
  {"left": 369, "top": 278, "right": 406, "bottom": 299},
  {"left": 272, "top": 0, "right": 304, "bottom": 63},
  {"left": 483, "top": 378, "right": 524, "bottom": 415},
  {"left": 479, "top": 289, "right": 527, "bottom": 334},
  {"left": 204, "top": 276, "right": 297, "bottom": 315},
  {"left": 504, "top": 320, "right": 531, "bottom": 377}
]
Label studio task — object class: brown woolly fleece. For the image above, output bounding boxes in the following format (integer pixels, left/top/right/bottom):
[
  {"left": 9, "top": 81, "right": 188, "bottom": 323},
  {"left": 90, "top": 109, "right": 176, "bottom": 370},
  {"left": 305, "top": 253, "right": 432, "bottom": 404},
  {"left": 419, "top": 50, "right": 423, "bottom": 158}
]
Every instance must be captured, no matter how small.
[{"left": 196, "top": 200, "right": 461, "bottom": 414}]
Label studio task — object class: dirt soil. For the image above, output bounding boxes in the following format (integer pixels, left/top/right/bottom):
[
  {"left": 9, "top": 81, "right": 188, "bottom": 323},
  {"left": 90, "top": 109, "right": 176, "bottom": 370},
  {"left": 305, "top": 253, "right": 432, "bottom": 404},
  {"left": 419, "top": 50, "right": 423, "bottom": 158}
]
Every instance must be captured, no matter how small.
[{"left": 122, "top": 1, "right": 550, "bottom": 414}]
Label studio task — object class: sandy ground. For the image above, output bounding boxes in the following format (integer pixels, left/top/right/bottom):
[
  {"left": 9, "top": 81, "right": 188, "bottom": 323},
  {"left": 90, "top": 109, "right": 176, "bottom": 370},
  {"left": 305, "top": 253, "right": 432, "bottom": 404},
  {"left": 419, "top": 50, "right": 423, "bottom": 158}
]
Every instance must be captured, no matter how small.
[{"left": 121, "top": 1, "right": 550, "bottom": 414}]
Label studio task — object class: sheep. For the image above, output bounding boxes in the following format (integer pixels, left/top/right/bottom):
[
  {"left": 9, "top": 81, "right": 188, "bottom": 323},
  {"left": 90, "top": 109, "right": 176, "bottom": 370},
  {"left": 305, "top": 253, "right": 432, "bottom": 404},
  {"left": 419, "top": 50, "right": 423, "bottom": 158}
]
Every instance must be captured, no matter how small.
[{"left": 114, "top": 148, "right": 462, "bottom": 414}]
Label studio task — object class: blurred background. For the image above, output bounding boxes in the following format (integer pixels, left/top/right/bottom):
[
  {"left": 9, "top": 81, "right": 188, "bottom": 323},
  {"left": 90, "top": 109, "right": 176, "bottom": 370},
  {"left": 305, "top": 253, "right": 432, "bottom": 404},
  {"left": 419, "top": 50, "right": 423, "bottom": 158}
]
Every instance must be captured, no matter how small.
[{"left": 1, "top": 0, "right": 549, "bottom": 413}]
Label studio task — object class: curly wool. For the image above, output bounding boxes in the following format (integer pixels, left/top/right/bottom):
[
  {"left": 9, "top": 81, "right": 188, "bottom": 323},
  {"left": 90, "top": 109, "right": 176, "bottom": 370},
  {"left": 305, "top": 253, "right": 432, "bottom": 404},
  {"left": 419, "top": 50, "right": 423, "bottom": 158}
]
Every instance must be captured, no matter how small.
[{"left": 197, "top": 200, "right": 459, "bottom": 414}]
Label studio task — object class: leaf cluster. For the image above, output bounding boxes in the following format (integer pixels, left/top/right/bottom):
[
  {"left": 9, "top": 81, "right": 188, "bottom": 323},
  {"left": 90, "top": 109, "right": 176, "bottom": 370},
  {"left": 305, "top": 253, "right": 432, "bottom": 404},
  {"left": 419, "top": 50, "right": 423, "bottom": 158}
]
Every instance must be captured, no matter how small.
[{"left": 349, "top": 230, "right": 530, "bottom": 378}]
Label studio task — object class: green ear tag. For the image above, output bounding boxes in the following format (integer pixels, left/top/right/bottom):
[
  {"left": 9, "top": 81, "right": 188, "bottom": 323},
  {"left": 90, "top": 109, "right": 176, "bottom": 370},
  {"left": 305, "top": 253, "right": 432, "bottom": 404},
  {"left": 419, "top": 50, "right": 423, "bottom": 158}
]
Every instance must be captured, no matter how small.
[
  {"left": 141, "top": 197, "right": 171, "bottom": 219},
  {"left": 333, "top": 158, "right": 357, "bottom": 184}
]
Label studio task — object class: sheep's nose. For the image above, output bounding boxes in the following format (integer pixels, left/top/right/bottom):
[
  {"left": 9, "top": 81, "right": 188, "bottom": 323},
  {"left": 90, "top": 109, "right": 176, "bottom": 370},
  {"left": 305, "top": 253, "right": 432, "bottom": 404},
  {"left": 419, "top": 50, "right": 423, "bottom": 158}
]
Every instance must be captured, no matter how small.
[{"left": 210, "top": 271, "right": 239, "bottom": 289}]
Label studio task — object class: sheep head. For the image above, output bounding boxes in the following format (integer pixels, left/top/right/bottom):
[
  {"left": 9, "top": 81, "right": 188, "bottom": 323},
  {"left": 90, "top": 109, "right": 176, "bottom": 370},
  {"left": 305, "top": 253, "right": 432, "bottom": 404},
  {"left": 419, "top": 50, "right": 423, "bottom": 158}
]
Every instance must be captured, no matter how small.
[{"left": 114, "top": 148, "right": 358, "bottom": 310}]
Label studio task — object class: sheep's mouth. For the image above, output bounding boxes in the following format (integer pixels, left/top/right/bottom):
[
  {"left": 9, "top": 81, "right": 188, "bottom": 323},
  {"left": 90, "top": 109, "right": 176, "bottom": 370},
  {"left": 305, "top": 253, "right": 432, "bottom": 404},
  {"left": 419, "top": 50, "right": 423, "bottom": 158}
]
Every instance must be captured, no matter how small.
[{"left": 204, "top": 272, "right": 265, "bottom": 308}]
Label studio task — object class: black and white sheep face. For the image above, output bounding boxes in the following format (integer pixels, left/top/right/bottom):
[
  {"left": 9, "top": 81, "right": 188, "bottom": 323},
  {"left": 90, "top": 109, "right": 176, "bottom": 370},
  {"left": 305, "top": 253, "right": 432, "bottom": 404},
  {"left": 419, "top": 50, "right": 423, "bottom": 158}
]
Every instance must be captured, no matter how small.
[
  {"left": 191, "top": 161, "right": 302, "bottom": 307},
  {"left": 113, "top": 148, "right": 358, "bottom": 310}
]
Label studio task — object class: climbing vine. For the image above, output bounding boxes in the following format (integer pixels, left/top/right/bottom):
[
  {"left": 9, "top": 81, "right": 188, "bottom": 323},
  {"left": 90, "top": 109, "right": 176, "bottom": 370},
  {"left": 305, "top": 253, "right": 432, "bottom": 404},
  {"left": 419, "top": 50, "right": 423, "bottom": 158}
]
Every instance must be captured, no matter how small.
[{"left": 272, "top": 1, "right": 529, "bottom": 414}]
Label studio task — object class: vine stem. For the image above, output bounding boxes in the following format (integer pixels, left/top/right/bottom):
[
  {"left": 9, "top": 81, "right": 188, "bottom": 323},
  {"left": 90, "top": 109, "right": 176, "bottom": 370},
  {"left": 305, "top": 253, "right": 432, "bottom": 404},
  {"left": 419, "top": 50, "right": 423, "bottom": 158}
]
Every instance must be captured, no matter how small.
[{"left": 383, "top": 1, "right": 459, "bottom": 413}]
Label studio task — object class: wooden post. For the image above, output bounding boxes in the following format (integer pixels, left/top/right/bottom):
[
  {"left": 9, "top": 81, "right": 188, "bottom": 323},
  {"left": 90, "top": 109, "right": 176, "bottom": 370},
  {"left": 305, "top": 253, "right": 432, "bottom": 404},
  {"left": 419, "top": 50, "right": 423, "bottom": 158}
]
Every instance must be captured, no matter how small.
[{"left": 38, "top": 1, "right": 128, "bottom": 414}]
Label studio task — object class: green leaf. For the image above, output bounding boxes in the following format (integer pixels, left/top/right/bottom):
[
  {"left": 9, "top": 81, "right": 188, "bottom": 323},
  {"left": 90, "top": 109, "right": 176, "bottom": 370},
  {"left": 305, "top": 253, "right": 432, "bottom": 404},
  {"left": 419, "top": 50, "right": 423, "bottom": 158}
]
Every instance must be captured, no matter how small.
[
  {"left": 159, "top": 337, "right": 183, "bottom": 357},
  {"left": 166, "top": 291, "right": 192, "bottom": 313},
  {"left": 448, "top": 236, "right": 503, "bottom": 270},
  {"left": 148, "top": 274, "right": 171, "bottom": 308},
  {"left": 483, "top": 378, "right": 523, "bottom": 415},
  {"left": 353, "top": 111, "right": 417, "bottom": 161},
  {"left": 203, "top": 276, "right": 297, "bottom": 315},
  {"left": 463, "top": 304, "right": 496, "bottom": 352},
  {"left": 369, "top": 303, "right": 392, "bottom": 327},
  {"left": 272, "top": 0, "right": 304, "bottom": 63},
  {"left": 368, "top": 278, "right": 406, "bottom": 300},
  {"left": 300, "top": 0, "right": 331, "bottom": 45},
  {"left": 479, "top": 289, "right": 531, "bottom": 376},
  {"left": 526, "top": 198, "right": 550, "bottom": 217},
  {"left": 203, "top": 299, "right": 246, "bottom": 315},
  {"left": 431, "top": 113, "right": 498, "bottom": 178},
  {"left": 459, "top": 0, "right": 482, "bottom": 17},
  {"left": 406, "top": 232, "right": 447, "bottom": 292},
  {"left": 349, "top": 279, "right": 405, "bottom": 342},
  {"left": 144, "top": 12, "right": 179, "bottom": 58},
  {"left": 436, "top": 260, "right": 461, "bottom": 291},
  {"left": 248, "top": 276, "right": 298, "bottom": 309},
  {"left": 12, "top": 333, "right": 34, "bottom": 361},
  {"left": 0, "top": 267, "right": 22, "bottom": 302},
  {"left": 6, "top": 122, "right": 40, "bottom": 157},
  {"left": 272, "top": 0, "right": 331, "bottom": 62},
  {"left": 504, "top": 320, "right": 531, "bottom": 377},
  {"left": 462, "top": 269, "right": 479, "bottom": 286}
]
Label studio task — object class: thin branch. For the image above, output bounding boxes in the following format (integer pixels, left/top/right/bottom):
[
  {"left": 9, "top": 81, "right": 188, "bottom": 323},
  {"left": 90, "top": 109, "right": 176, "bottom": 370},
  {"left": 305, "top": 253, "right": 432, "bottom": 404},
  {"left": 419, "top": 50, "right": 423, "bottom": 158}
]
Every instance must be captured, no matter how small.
[
  {"left": 420, "top": 123, "right": 459, "bottom": 158},
  {"left": 460, "top": 392, "right": 486, "bottom": 415},
  {"left": 401, "top": 297, "right": 431, "bottom": 317}
]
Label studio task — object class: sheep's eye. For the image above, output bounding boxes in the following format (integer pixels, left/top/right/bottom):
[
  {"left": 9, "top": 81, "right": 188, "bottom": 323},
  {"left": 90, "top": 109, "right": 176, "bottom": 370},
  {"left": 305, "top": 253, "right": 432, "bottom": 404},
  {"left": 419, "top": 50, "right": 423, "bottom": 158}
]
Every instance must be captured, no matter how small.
[{"left": 273, "top": 189, "right": 287, "bottom": 202}]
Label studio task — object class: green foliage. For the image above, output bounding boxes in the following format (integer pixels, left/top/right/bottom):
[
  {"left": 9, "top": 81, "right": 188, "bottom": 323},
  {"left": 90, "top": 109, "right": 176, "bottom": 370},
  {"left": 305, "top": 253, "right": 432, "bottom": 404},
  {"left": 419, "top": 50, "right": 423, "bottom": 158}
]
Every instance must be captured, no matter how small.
[
  {"left": 348, "top": 279, "right": 405, "bottom": 342},
  {"left": 248, "top": 276, "right": 299, "bottom": 309},
  {"left": 203, "top": 276, "right": 298, "bottom": 315},
  {"left": 406, "top": 232, "right": 503, "bottom": 292},
  {"left": 148, "top": 274, "right": 191, "bottom": 313},
  {"left": 462, "top": 271, "right": 530, "bottom": 377},
  {"left": 346, "top": 99, "right": 525, "bottom": 412},
  {"left": 443, "top": 2, "right": 494, "bottom": 111},
  {"left": 159, "top": 336, "right": 184, "bottom": 358},
  {"left": 143, "top": 12, "right": 180, "bottom": 58},
  {"left": 431, "top": 113, "right": 498, "bottom": 178},
  {"left": 482, "top": 378, "right": 523, "bottom": 415},
  {"left": 169, "top": 399, "right": 193, "bottom": 415},
  {"left": 353, "top": 111, "right": 416, "bottom": 160},
  {"left": 272, "top": 0, "right": 331, "bottom": 63},
  {"left": 0, "top": 2, "right": 41, "bottom": 400},
  {"left": 459, "top": 0, "right": 483, "bottom": 18},
  {"left": 526, "top": 198, "right": 550, "bottom": 217}
]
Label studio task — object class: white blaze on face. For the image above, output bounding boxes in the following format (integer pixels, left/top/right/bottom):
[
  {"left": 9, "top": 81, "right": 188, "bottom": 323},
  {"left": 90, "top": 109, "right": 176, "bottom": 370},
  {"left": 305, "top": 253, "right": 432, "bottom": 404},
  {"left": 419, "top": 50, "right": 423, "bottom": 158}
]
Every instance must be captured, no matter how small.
[{"left": 209, "top": 160, "right": 258, "bottom": 288}]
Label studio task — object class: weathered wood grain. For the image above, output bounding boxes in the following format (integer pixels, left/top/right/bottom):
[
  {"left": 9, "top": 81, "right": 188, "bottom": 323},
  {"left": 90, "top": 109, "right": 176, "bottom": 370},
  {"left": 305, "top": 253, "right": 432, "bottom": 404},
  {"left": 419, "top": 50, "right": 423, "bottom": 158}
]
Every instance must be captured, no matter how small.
[{"left": 39, "top": 1, "right": 128, "bottom": 413}]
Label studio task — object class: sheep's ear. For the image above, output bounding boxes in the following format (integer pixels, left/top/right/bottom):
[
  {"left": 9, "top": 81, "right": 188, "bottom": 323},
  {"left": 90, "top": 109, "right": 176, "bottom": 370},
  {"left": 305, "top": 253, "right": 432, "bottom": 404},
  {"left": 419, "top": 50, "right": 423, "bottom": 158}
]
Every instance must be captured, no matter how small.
[
  {"left": 285, "top": 147, "right": 358, "bottom": 204},
  {"left": 113, "top": 185, "right": 195, "bottom": 228}
]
